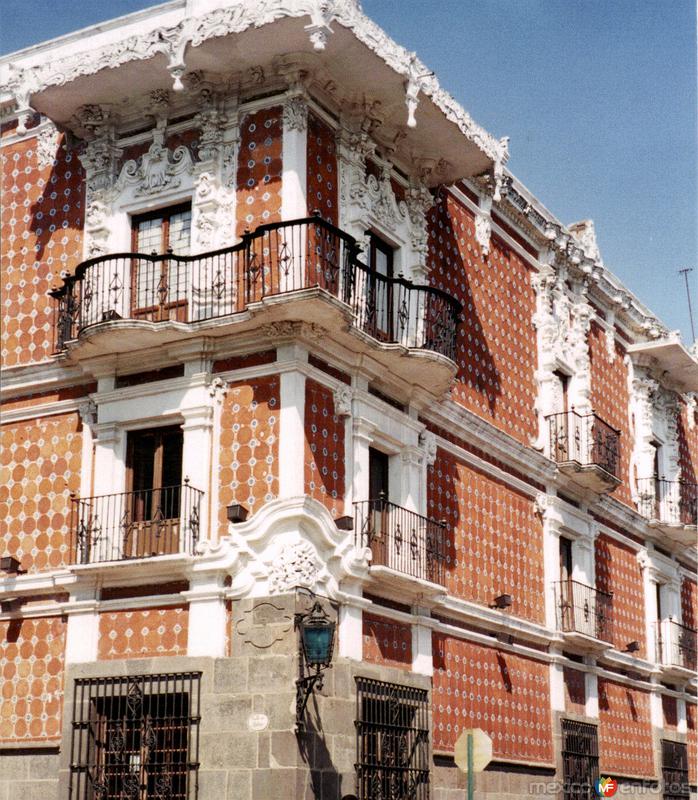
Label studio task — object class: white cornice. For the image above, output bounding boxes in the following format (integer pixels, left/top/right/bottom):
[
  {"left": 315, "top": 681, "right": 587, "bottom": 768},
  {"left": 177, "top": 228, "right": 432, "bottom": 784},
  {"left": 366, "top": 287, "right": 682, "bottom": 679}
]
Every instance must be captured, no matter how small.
[{"left": 0, "top": 397, "right": 83, "bottom": 425}]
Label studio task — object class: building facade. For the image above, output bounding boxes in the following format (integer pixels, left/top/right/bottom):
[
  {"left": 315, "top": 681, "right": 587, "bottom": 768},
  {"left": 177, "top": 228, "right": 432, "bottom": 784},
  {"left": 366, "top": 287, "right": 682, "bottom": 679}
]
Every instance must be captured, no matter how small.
[{"left": 0, "top": 2, "right": 696, "bottom": 799}]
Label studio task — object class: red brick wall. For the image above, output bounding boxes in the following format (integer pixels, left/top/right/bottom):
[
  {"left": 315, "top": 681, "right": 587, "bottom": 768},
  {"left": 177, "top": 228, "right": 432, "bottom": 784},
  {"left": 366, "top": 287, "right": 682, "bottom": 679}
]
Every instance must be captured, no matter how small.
[
  {"left": 306, "top": 113, "right": 337, "bottom": 225},
  {"left": 1, "top": 130, "right": 84, "bottom": 366},
  {"left": 0, "top": 615, "right": 66, "bottom": 741},
  {"left": 236, "top": 107, "right": 282, "bottom": 236},
  {"left": 598, "top": 679, "right": 654, "bottom": 777},
  {"left": 677, "top": 400, "right": 698, "bottom": 484},
  {"left": 362, "top": 613, "right": 411, "bottom": 670},
  {"left": 595, "top": 534, "right": 646, "bottom": 657},
  {"left": 681, "top": 578, "right": 697, "bottom": 630},
  {"left": 427, "top": 193, "right": 538, "bottom": 445},
  {"left": 588, "top": 323, "right": 632, "bottom": 505},
  {"left": 427, "top": 447, "right": 545, "bottom": 623},
  {"left": 218, "top": 377, "right": 279, "bottom": 535},
  {"left": 563, "top": 667, "right": 586, "bottom": 715},
  {"left": 1, "top": 412, "right": 83, "bottom": 572},
  {"left": 687, "top": 701, "right": 697, "bottom": 784},
  {"left": 433, "top": 633, "right": 553, "bottom": 762},
  {"left": 304, "top": 379, "right": 344, "bottom": 517},
  {"left": 98, "top": 606, "right": 188, "bottom": 659}
]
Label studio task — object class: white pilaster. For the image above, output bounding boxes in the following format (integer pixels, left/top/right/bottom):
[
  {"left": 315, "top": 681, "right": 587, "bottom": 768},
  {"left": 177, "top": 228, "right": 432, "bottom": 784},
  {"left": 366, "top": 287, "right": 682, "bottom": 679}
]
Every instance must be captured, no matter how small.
[
  {"left": 677, "top": 697, "right": 688, "bottom": 733},
  {"left": 549, "top": 656, "right": 565, "bottom": 713},
  {"left": 352, "top": 418, "right": 376, "bottom": 506},
  {"left": 585, "top": 663, "right": 599, "bottom": 718},
  {"left": 278, "top": 344, "right": 308, "bottom": 498},
  {"left": 539, "top": 494, "right": 562, "bottom": 631},
  {"left": 91, "top": 422, "right": 124, "bottom": 496},
  {"left": 184, "top": 573, "right": 227, "bottom": 657},
  {"left": 281, "top": 95, "right": 308, "bottom": 220},
  {"left": 339, "top": 586, "right": 363, "bottom": 660},
  {"left": 412, "top": 607, "right": 433, "bottom": 676},
  {"left": 65, "top": 587, "right": 99, "bottom": 664},
  {"left": 181, "top": 404, "right": 214, "bottom": 542}
]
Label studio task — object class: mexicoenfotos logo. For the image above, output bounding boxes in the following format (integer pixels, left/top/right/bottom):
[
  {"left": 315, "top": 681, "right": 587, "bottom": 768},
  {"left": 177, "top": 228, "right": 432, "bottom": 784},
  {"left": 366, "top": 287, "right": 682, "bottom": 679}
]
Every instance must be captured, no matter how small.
[{"left": 596, "top": 776, "right": 618, "bottom": 797}]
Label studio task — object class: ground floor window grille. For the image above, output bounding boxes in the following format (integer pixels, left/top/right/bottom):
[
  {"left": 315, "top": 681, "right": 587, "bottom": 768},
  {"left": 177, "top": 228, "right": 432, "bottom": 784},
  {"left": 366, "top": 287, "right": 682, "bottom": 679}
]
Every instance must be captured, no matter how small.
[
  {"left": 69, "top": 672, "right": 201, "bottom": 800},
  {"left": 355, "top": 677, "right": 429, "bottom": 800},
  {"left": 561, "top": 719, "right": 599, "bottom": 800},
  {"left": 662, "top": 740, "right": 689, "bottom": 800}
]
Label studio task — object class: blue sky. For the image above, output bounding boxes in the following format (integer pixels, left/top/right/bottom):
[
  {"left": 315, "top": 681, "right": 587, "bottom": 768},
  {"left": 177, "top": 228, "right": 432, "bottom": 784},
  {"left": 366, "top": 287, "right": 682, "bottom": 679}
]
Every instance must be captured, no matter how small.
[{"left": 2, "top": 0, "right": 696, "bottom": 342}]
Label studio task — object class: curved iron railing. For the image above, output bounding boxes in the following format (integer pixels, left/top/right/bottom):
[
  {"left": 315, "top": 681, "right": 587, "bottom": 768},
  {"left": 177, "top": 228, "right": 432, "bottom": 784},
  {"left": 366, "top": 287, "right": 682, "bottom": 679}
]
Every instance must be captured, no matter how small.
[
  {"left": 51, "top": 215, "right": 461, "bottom": 360},
  {"left": 635, "top": 478, "right": 697, "bottom": 527},
  {"left": 546, "top": 410, "right": 621, "bottom": 479}
]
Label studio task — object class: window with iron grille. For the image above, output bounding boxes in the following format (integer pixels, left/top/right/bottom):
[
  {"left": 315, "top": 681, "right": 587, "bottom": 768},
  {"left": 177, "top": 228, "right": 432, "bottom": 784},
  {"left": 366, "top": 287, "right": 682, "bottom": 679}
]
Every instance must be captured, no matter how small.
[
  {"left": 662, "top": 739, "right": 689, "bottom": 800},
  {"left": 69, "top": 673, "right": 201, "bottom": 800},
  {"left": 561, "top": 719, "right": 599, "bottom": 800},
  {"left": 355, "top": 677, "right": 429, "bottom": 800}
]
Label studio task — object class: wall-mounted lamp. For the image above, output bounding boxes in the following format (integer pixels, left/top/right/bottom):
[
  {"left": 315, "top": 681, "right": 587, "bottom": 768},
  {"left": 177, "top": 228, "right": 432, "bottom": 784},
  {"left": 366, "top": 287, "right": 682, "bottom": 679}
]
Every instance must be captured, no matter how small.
[
  {"left": 226, "top": 504, "right": 249, "bottom": 524},
  {"left": 0, "top": 598, "right": 23, "bottom": 614},
  {"left": 493, "top": 594, "right": 513, "bottom": 610},
  {"left": 295, "top": 596, "right": 336, "bottom": 732},
  {"left": 0, "top": 556, "right": 22, "bottom": 574},
  {"left": 625, "top": 641, "right": 641, "bottom": 654}
]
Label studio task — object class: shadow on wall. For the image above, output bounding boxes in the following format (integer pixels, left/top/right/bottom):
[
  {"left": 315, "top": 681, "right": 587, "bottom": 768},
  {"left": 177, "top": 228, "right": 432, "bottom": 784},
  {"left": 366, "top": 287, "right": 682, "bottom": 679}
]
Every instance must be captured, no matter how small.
[{"left": 297, "top": 697, "right": 343, "bottom": 800}]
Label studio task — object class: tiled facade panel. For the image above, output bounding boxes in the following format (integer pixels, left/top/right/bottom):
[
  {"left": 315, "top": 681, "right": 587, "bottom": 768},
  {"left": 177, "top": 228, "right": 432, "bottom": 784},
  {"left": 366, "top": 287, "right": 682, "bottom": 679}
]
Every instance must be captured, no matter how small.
[
  {"left": 427, "top": 448, "right": 545, "bottom": 623},
  {"left": 362, "top": 613, "right": 411, "bottom": 671},
  {"left": 1, "top": 130, "right": 84, "bottom": 366},
  {"left": 563, "top": 666, "right": 586, "bottom": 715},
  {"left": 0, "top": 412, "right": 82, "bottom": 572},
  {"left": 0, "top": 615, "right": 66, "bottom": 741},
  {"left": 595, "top": 534, "right": 646, "bottom": 657},
  {"left": 677, "top": 400, "right": 697, "bottom": 484},
  {"left": 218, "top": 377, "right": 279, "bottom": 536},
  {"left": 661, "top": 694, "right": 677, "bottom": 729},
  {"left": 236, "top": 107, "right": 282, "bottom": 237},
  {"left": 681, "top": 577, "right": 697, "bottom": 630},
  {"left": 427, "top": 193, "right": 538, "bottom": 445},
  {"left": 432, "top": 634, "right": 553, "bottom": 763},
  {"left": 306, "top": 113, "right": 337, "bottom": 225},
  {"left": 304, "top": 378, "right": 344, "bottom": 517},
  {"left": 588, "top": 323, "right": 633, "bottom": 504},
  {"left": 97, "top": 606, "right": 189, "bottom": 660},
  {"left": 687, "top": 701, "right": 697, "bottom": 784},
  {"left": 597, "top": 679, "right": 654, "bottom": 777}
]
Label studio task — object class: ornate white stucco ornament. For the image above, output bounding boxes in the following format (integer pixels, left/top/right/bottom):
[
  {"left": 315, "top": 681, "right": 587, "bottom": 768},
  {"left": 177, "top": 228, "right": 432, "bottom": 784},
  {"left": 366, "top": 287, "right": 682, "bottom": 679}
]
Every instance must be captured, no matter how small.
[
  {"left": 333, "top": 385, "right": 353, "bottom": 417},
  {"left": 117, "top": 122, "right": 193, "bottom": 196},
  {"left": 268, "top": 541, "right": 318, "bottom": 594},
  {"left": 36, "top": 123, "right": 60, "bottom": 170},
  {"left": 418, "top": 429, "right": 438, "bottom": 466},
  {"left": 283, "top": 96, "right": 308, "bottom": 132}
]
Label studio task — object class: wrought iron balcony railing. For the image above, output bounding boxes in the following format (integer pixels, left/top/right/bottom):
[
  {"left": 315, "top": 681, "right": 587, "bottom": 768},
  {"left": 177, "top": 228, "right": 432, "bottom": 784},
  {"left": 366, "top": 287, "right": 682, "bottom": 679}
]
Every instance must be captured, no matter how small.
[
  {"left": 655, "top": 619, "right": 697, "bottom": 672},
  {"left": 636, "top": 478, "right": 697, "bottom": 527},
  {"left": 354, "top": 497, "right": 447, "bottom": 586},
  {"left": 69, "top": 482, "right": 203, "bottom": 565},
  {"left": 51, "top": 215, "right": 461, "bottom": 360},
  {"left": 554, "top": 580, "right": 614, "bottom": 644},
  {"left": 546, "top": 410, "right": 621, "bottom": 479}
]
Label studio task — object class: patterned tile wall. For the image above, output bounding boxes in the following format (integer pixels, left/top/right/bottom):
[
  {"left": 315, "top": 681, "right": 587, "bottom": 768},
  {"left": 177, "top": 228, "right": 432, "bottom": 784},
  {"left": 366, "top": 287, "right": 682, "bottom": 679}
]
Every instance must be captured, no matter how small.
[
  {"left": 98, "top": 606, "right": 188, "bottom": 660},
  {"left": 217, "top": 377, "right": 279, "bottom": 537},
  {"left": 563, "top": 666, "right": 586, "bottom": 715},
  {"left": 681, "top": 578, "right": 697, "bottom": 630},
  {"left": 1, "top": 129, "right": 84, "bottom": 366},
  {"left": 362, "top": 612, "right": 411, "bottom": 671},
  {"left": 597, "top": 678, "right": 654, "bottom": 777},
  {"left": 304, "top": 378, "right": 344, "bottom": 517},
  {"left": 427, "top": 447, "right": 545, "bottom": 623},
  {"left": 588, "top": 322, "right": 633, "bottom": 505},
  {"left": 432, "top": 633, "right": 553, "bottom": 762},
  {"left": 427, "top": 193, "right": 538, "bottom": 446},
  {"left": 0, "top": 412, "right": 83, "bottom": 572},
  {"left": 595, "top": 534, "right": 646, "bottom": 658},
  {"left": 677, "top": 399, "right": 697, "bottom": 484},
  {"left": 306, "top": 113, "right": 337, "bottom": 225},
  {"left": 0, "top": 615, "right": 66, "bottom": 741},
  {"left": 687, "top": 701, "right": 697, "bottom": 784},
  {"left": 236, "top": 107, "right": 282, "bottom": 237}
]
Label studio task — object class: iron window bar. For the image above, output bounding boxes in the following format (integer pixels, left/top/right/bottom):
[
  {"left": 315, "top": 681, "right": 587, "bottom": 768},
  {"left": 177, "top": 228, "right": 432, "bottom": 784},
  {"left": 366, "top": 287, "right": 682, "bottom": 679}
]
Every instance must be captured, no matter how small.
[
  {"left": 546, "top": 410, "right": 621, "bottom": 479},
  {"left": 561, "top": 719, "right": 599, "bottom": 800},
  {"left": 355, "top": 677, "right": 430, "bottom": 800},
  {"left": 635, "top": 477, "right": 698, "bottom": 527},
  {"left": 661, "top": 739, "right": 690, "bottom": 800},
  {"left": 554, "top": 580, "right": 614, "bottom": 644},
  {"left": 69, "top": 672, "right": 201, "bottom": 800},
  {"left": 51, "top": 214, "right": 462, "bottom": 361}
]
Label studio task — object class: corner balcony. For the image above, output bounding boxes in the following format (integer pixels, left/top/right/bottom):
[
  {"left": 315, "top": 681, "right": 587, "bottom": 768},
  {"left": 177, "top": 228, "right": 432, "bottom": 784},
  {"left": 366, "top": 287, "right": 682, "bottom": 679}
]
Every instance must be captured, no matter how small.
[
  {"left": 69, "top": 482, "right": 203, "bottom": 566},
  {"left": 655, "top": 619, "right": 697, "bottom": 678},
  {"left": 546, "top": 410, "right": 621, "bottom": 494},
  {"left": 354, "top": 497, "right": 447, "bottom": 596},
  {"left": 554, "top": 579, "right": 614, "bottom": 653},
  {"left": 50, "top": 216, "right": 461, "bottom": 395},
  {"left": 635, "top": 478, "right": 697, "bottom": 546}
]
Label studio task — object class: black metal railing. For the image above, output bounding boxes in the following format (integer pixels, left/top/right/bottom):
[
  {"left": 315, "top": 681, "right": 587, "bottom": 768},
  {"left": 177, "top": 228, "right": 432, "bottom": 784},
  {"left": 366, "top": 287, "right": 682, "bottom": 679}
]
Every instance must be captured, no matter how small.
[
  {"left": 636, "top": 478, "right": 698, "bottom": 527},
  {"left": 655, "top": 619, "right": 697, "bottom": 672},
  {"left": 354, "top": 497, "right": 447, "bottom": 585},
  {"left": 554, "top": 580, "right": 614, "bottom": 643},
  {"left": 69, "top": 482, "right": 203, "bottom": 565},
  {"left": 51, "top": 215, "right": 461, "bottom": 360},
  {"left": 547, "top": 410, "right": 621, "bottom": 479}
]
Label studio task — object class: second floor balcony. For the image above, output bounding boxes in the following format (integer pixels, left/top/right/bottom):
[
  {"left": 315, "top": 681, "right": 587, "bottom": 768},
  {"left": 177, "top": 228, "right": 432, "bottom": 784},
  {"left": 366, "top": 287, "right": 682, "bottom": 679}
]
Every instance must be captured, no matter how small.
[
  {"left": 50, "top": 216, "right": 461, "bottom": 395},
  {"left": 70, "top": 482, "right": 203, "bottom": 566},
  {"left": 635, "top": 478, "right": 697, "bottom": 545},
  {"left": 655, "top": 619, "right": 697, "bottom": 676},
  {"left": 547, "top": 410, "right": 621, "bottom": 494},
  {"left": 554, "top": 579, "right": 614, "bottom": 651},
  {"left": 354, "top": 497, "right": 447, "bottom": 590}
]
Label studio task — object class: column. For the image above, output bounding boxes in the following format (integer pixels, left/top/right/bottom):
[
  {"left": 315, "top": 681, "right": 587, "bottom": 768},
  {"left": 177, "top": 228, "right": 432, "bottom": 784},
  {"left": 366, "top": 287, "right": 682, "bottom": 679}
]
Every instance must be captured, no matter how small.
[
  {"left": 281, "top": 95, "right": 308, "bottom": 221},
  {"left": 65, "top": 585, "right": 99, "bottom": 664},
  {"left": 185, "top": 572, "right": 228, "bottom": 658},
  {"left": 278, "top": 343, "right": 307, "bottom": 498},
  {"left": 338, "top": 582, "right": 363, "bottom": 660},
  {"left": 549, "top": 653, "right": 565, "bottom": 713},
  {"left": 585, "top": 659, "right": 599, "bottom": 718},
  {"left": 412, "top": 605, "right": 433, "bottom": 676},
  {"left": 91, "top": 422, "right": 124, "bottom": 496},
  {"left": 181, "top": 405, "right": 214, "bottom": 545}
]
